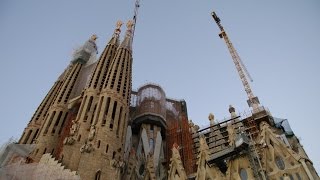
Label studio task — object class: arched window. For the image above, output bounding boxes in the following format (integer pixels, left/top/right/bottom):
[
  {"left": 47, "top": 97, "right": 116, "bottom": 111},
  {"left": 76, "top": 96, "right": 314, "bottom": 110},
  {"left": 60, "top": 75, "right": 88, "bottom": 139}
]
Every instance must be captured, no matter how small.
[
  {"left": 275, "top": 156, "right": 285, "bottom": 170},
  {"left": 239, "top": 168, "right": 248, "bottom": 180},
  {"left": 106, "top": 144, "right": 109, "bottom": 153},
  {"left": 95, "top": 170, "right": 101, "bottom": 180},
  {"left": 43, "top": 148, "right": 47, "bottom": 154}
]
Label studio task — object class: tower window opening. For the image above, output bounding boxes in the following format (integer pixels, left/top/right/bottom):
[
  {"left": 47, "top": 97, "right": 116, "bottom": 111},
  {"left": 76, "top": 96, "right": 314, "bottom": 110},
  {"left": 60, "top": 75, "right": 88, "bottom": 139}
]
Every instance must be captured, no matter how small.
[
  {"left": 31, "top": 129, "right": 39, "bottom": 143},
  {"left": 44, "top": 111, "right": 56, "bottom": 134},
  {"left": 121, "top": 113, "right": 127, "bottom": 142},
  {"left": 23, "top": 129, "right": 33, "bottom": 144},
  {"left": 79, "top": 96, "right": 88, "bottom": 117},
  {"left": 58, "top": 112, "right": 68, "bottom": 134},
  {"left": 110, "top": 57, "right": 121, "bottom": 89},
  {"left": 91, "top": 104, "right": 97, "bottom": 124},
  {"left": 110, "top": 101, "right": 117, "bottom": 129},
  {"left": 111, "top": 101, "right": 117, "bottom": 120},
  {"left": 93, "top": 70, "right": 101, "bottom": 89},
  {"left": 95, "top": 170, "right": 101, "bottom": 180},
  {"left": 97, "top": 140, "right": 101, "bottom": 148},
  {"left": 43, "top": 148, "right": 47, "bottom": 154},
  {"left": 106, "top": 144, "right": 109, "bottom": 153},
  {"left": 84, "top": 96, "right": 93, "bottom": 122},
  {"left": 117, "top": 58, "right": 125, "bottom": 93},
  {"left": 86, "top": 96, "right": 93, "bottom": 112},
  {"left": 116, "top": 107, "right": 123, "bottom": 136},
  {"left": 51, "top": 148, "right": 54, "bottom": 155},
  {"left": 95, "top": 96, "right": 103, "bottom": 124},
  {"left": 102, "top": 97, "right": 111, "bottom": 125},
  {"left": 52, "top": 111, "right": 63, "bottom": 134},
  {"left": 239, "top": 168, "right": 248, "bottom": 180},
  {"left": 78, "top": 135, "right": 81, "bottom": 142}
]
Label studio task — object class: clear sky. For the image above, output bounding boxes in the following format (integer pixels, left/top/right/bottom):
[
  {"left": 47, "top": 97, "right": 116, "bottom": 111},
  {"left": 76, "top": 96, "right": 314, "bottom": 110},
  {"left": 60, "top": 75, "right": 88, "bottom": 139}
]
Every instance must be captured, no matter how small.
[{"left": 0, "top": 0, "right": 319, "bottom": 172}]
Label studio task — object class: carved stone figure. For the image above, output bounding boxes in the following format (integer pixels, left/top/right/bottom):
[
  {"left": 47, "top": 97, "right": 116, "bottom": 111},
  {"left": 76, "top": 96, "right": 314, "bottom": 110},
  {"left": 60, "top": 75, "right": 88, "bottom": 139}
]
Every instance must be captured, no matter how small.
[
  {"left": 70, "top": 120, "right": 78, "bottom": 136},
  {"left": 88, "top": 125, "right": 95, "bottom": 141},
  {"left": 80, "top": 141, "right": 93, "bottom": 153},
  {"left": 63, "top": 137, "right": 75, "bottom": 145},
  {"left": 208, "top": 113, "right": 215, "bottom": 126},
  {"left": 189, "top": 120, "right": 199, "bottom": 134},
  {"left": 226, "top": 123, "right": 235, "bottom": 146}
]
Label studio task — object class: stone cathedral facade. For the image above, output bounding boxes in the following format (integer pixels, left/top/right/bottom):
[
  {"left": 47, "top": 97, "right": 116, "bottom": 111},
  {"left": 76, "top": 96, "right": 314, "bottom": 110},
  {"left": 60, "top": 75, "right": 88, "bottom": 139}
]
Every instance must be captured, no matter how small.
[{"left": 1, "top": 19, "right": 319, "bottom": 180}]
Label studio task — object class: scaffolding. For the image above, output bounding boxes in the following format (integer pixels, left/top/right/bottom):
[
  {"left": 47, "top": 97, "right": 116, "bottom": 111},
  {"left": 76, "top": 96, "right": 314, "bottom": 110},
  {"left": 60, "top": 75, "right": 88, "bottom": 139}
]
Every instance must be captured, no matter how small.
[
  {"left": 191, "top": 109, "right": 272, "bottom": 179},
  {"left": 166, "top": 101, "right": 195, "bottom": 176},
  {"left": 135, "top": 83, "right": 167, "bottom": 120},
  {"left": 54, "top": 101, "right": 81, "bottom": 160}
]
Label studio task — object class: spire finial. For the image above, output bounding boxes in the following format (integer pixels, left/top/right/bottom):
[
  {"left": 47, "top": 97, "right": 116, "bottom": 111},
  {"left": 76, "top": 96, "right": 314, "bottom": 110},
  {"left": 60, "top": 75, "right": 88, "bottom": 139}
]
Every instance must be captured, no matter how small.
[
  {"left": 126, "top": 20, "right": 134, "bottom": 32},
  {"left": 114, "top": 20, "right": 123, "bottom": 35},
  {"left": 90, "top": 34, "right": 98, "bottom": 41}
]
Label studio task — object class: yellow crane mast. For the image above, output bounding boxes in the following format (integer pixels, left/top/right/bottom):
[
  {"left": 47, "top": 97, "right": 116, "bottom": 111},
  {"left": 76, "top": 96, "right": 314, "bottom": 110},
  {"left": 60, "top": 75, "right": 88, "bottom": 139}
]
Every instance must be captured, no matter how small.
[{"left": 211, "top": 11, "right": 260, "bottom": 111}]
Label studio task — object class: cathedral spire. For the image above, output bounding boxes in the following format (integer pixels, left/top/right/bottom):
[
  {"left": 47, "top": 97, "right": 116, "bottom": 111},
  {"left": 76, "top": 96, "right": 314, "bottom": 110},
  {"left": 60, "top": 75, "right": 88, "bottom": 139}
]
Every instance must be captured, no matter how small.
[
  {"left": 30, "top": 35, "right": 95, "bottom": 161},
  {"left": 119, "top": 20, "right": 134, "bottom": 51},
  {"left": 59, "top": 20, "right": 133, "bottom": 179},
  {"left": 87, "top": 21, "right": 122, "bottom": 90}
]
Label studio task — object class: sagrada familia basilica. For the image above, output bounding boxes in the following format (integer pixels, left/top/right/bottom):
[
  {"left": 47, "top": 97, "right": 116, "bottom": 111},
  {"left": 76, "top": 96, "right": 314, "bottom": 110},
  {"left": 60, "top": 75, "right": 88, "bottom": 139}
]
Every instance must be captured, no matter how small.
[{"left": 0, "top": 3, "right": 319, "bottom": 180}]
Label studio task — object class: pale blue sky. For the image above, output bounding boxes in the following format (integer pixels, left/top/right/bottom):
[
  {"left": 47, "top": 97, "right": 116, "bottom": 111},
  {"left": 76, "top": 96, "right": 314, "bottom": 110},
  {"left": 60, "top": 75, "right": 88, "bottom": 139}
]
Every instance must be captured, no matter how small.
[{"left": 0, "top": 0, "right": 319, "bottom": 172}]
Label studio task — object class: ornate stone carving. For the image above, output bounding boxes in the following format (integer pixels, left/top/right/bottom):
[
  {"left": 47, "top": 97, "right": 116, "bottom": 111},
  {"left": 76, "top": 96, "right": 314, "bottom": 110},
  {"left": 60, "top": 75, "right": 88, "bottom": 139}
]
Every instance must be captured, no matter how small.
[
  {"left": 80, "top": 141, "right": 93, "bottom": 153},
  {"left": 126, "top": 20, "right": 134, "bottom": 31},
  {"left": 114, "top": 20, "right": 123, "bottom": 35},
  {"left": 168, "top": 143, "right": 187, "bottom": 180},
  {"left": 110, "top": 157, "right": 125, "bottom": 179},
  {"left": 63, "top": 137, "right": 75, "bottom": 145}
]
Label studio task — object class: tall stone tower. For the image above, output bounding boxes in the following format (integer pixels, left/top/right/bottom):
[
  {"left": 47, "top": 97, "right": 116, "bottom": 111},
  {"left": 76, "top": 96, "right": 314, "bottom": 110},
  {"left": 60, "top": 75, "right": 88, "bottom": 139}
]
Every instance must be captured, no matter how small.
[
  {"left": 129, "top": 84, "right": 168, "bottom": 179},
  {"left": 21, "top": 35, "right": 98, "bottom": 162},
  {"left": 61, "top": 20, "right": 133, "bottom": 179},
  {"left": 18, "top": 72, "right": 64, "bottom": 145}
]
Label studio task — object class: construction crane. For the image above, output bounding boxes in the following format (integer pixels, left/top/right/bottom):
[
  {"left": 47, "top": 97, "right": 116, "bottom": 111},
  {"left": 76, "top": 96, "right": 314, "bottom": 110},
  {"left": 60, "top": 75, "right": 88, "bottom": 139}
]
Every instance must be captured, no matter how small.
[{"left": 211, "top": 11, "right": 260, "bottom": 110}]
